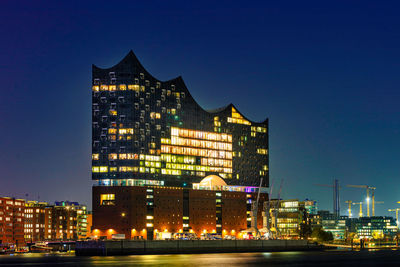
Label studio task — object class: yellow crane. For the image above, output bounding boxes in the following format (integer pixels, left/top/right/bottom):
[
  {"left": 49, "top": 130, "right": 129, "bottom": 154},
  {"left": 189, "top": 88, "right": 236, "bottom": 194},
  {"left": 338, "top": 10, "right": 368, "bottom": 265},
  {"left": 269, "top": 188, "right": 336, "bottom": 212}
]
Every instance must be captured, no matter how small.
[
  {"left": 352, "top": 202, "right": 363, "bottom": 217},
  {"left": 347, "top": 185, "right": 376, "bottom": 217},
  {"left": 388, "top": 208, "right": 400, "bottom": 226},
  {"left": 345, "top": 200, "right": 353, "bottom": 217}
]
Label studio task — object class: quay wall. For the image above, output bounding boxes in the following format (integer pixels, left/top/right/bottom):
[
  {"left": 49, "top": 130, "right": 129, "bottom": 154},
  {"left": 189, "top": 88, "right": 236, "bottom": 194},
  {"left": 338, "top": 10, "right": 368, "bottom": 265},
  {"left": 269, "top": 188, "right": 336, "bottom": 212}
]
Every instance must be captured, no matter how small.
[{"left": 75, "top": 239, "right": 323, "bottom": 256}]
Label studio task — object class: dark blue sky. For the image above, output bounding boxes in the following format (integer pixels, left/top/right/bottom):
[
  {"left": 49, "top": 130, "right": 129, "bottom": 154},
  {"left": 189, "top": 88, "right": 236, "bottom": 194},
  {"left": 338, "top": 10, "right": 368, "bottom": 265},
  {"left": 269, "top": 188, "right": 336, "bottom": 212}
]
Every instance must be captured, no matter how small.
[{"left": 1, "top": 1, "right": 399, "bottom": 216}]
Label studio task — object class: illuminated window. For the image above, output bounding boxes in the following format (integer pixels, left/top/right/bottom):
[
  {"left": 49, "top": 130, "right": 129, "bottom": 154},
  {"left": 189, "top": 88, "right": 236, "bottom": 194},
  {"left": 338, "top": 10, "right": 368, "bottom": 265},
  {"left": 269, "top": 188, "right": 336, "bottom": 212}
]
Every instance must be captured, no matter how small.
[
  {"left": 92, "top": 154, "right": 99, "bottom": 160},
  {"left": 108, "top": 154, "right": 118, "bottom": 160},
  {"left": 100, "top": 194, "right": 115, "bottom": 205},
  {"left": 227, "top": 107, "right": 251, "bottom": 125},
  {"left": 257, "top": 148, "right": 267, "bottom": 155},
  {"left": 128, "top": 84, "right": 140, "bottom": 91},
  {"left": 119, "top": 128, "right": 134, "bottom": 134},
  {"left": 99, "top": 166, "right": 108, "bottom": 172}
]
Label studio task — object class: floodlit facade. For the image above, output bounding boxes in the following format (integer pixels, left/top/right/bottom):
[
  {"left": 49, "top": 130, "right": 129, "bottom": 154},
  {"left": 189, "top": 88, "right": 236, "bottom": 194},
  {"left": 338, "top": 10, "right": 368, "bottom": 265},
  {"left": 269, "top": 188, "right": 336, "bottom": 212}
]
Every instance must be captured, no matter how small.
[
  {"left": 316, "top": 211, "right": 348, "bottom": 240},
  {"left": 0, "top": 197, "right": 25, "bottom": 246},
  {"left": 269, "top": 199, "right": 317, "bottom": 238},
  {"left": 24, "top": 201, "right": 89, "bottom": 242},
  {"left": 355, "top": 216, "right": 397, "bottom": 239},
  {"left": 91, "top": 51, "right": 269, "bottom": 239},
  {"left": 91, "top": 51, "right": 268, "bottom": 188},
  {"left": 92, "top": 182, "right": 267, "bottom": 240}
]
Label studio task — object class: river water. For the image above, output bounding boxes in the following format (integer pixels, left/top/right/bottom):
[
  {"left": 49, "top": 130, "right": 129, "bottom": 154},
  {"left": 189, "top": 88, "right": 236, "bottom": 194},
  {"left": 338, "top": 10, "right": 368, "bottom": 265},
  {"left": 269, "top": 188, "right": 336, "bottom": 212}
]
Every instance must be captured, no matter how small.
[{"left": 1, "top": 249, "right": 399, "bottom": 266}]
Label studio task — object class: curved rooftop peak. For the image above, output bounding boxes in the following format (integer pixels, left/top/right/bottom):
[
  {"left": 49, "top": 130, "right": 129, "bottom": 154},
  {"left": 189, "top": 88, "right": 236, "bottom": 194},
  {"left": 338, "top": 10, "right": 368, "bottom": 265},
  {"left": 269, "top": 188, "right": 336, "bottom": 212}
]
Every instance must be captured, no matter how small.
[
  {"left": 93, "top": 50, "right": 183, "bottom": 83},
  {"left": 93, "top": 50, "right": 268, "bottom": 125}
]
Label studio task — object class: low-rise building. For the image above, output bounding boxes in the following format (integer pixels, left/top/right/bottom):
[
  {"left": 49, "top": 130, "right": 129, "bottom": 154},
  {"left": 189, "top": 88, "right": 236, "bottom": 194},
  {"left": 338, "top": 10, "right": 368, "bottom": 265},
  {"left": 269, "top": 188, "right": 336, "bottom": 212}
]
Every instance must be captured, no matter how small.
[
  {"left": 24, "top": 200, "right": 89, "bottom": 242},
  {"left": 92, "top": 176, "right": 268, "bottom": 240},
  {"left": 269, "top": 199, "right": 317, "bottom": 239},
  {"left": 355, "top": 216, "right": 397, "bottom": 239},
  {"left": 24, "top": 201, "right": 48, "bottom": 242},
  {"left": 0, "top": 197, "right": 25, "bottom": 246},
  {"left": 311, "top": 210, "right": 347, "bottom": 240}
]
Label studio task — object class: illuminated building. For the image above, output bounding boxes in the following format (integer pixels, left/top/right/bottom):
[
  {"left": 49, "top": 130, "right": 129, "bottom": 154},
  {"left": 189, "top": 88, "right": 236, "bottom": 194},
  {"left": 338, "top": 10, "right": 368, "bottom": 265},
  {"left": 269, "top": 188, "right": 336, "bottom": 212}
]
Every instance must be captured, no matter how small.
[
  {"left": 0, "top": 197, "right": 25, "bottom": 246},
  {"left": 315, "top": 211, "right": 348, "bottom": 240},
  {"left": 354, "top": 216, "right": 397, "bottom": 239},
  {"left": 92, "top": 51, "right": 268, "bottom": 188},
  {"left": 24, "top": 201, "right": 88, "bottom": 242},
  {"left": 93, "top": 176, "right": 267, "bottom": 240},
  {"left": 24, "top": 201, "right": 48, "bottom": 242},
  {"left": 91, "top": 51, "right": 269, "bottom": 240},
  {"left": 268, "top": 199, "right": 316, "bottom": 238},
  {"left": 77, "top": 206, "right": 89, "bottom": 240}
]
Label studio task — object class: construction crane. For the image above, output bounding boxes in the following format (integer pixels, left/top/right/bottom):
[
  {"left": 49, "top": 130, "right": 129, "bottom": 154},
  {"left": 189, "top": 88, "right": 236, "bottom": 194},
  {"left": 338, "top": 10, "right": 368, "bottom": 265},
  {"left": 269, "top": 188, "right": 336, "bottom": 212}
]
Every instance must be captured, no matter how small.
[
  {"left": 261, "top": 180, "right": 274, "bottom": 238},
  {"left": 250, "top": 177, "right": 263, "bottom": 238},
  {"left": 315, "top": 179, "right": 340, "bottom": 217},
  {"left": 346, "top": 185, "right": 376, "bottom": 217},
  {"left": 352, "top": 202, "right": 363, "bottom": 217},
  {"left": 269, "top": 179, "right": 283, "bottom": 239},
  {"left": 388, "top": 208, "right": 400, "bottom": 227},
  {"left": 345, "top": 200, "right": 353, "bottom": 217}
]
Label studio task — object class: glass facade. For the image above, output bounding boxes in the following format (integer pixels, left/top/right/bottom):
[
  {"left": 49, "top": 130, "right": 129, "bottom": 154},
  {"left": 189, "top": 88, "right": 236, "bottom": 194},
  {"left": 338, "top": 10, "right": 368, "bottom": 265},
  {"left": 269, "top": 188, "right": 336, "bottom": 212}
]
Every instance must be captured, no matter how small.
[{"left": 92, "top": 51, "right": 269, "bottom": 187}]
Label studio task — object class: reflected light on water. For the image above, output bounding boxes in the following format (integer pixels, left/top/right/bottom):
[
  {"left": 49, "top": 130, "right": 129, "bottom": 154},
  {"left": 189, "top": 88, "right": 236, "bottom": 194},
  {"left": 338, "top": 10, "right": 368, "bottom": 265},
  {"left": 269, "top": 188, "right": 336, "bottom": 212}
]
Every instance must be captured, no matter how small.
[{"left": 2, "top": 250, "right": 400, "bottom": 266}]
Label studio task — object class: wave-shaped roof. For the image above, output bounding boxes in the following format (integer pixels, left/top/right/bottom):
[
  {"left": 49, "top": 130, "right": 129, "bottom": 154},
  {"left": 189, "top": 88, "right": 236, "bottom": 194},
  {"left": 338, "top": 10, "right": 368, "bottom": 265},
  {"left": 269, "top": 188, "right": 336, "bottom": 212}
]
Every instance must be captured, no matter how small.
[{"left": 93, "top": 50, "right": 268, "bottom": 125}]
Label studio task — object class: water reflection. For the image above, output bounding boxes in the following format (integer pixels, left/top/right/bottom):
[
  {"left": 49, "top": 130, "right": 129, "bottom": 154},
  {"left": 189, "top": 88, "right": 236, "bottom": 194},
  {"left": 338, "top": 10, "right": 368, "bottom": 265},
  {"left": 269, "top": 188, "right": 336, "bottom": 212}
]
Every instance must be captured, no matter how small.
[{"left": 1, "top": 250, "right": 400, "bottom": 266}]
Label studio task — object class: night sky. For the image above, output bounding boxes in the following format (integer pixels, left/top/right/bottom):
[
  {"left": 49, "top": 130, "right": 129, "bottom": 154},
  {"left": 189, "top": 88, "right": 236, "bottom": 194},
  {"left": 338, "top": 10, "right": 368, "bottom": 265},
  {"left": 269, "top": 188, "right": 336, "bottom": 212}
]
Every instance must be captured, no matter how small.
[{"left": 1, "top": 1, "right": 399, "bottom": 216}]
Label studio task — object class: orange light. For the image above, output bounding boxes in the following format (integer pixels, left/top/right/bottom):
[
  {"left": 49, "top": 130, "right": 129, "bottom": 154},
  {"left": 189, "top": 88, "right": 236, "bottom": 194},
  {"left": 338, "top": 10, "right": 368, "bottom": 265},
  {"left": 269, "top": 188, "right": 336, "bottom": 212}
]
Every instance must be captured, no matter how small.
[
  {"left": 203, "top": 229, "right": 207, "bottom": 233},
  {"left": 164, "top": 229, "right": 168, "bottom": 232},
  {"left": 131, "top": 229, "right": 136, "bottom": 232}
]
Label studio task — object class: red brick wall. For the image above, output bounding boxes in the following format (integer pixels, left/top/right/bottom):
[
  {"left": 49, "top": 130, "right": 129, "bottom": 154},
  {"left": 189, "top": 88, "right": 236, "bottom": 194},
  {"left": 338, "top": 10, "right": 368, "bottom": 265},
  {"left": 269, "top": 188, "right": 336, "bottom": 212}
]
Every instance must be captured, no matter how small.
[
  {"left": 188, "top": 189, "right": 216, "bottom": 234},
  {"left": 153, "top": 187, "right": 183, "bottom": 233},
  {"left": 92, "top": 186, "right": 146, "bottom": 239},
  {"left": 92, "top": 186, "right": 268, "bottom": 239},
  {"left": 222, "top": 191, "right": 247, "bottom": 233},
  {"left": 0, "top": 197, "right": 25, "bottom": 246}
]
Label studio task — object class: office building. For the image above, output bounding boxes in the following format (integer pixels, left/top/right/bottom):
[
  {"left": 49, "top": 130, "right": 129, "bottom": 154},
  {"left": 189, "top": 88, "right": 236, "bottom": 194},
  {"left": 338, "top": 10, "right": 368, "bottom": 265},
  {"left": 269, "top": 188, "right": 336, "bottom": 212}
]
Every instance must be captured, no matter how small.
[{"left": 355, "top": 216, "right": 397, "bottom": 239}]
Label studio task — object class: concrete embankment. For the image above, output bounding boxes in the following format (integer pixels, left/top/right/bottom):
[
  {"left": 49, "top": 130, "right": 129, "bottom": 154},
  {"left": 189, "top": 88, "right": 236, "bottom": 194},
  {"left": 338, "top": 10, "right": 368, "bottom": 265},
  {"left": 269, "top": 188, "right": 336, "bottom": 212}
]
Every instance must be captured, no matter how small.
[{"left": 75, "top": 239, "right": 324, "bottom": 256}]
